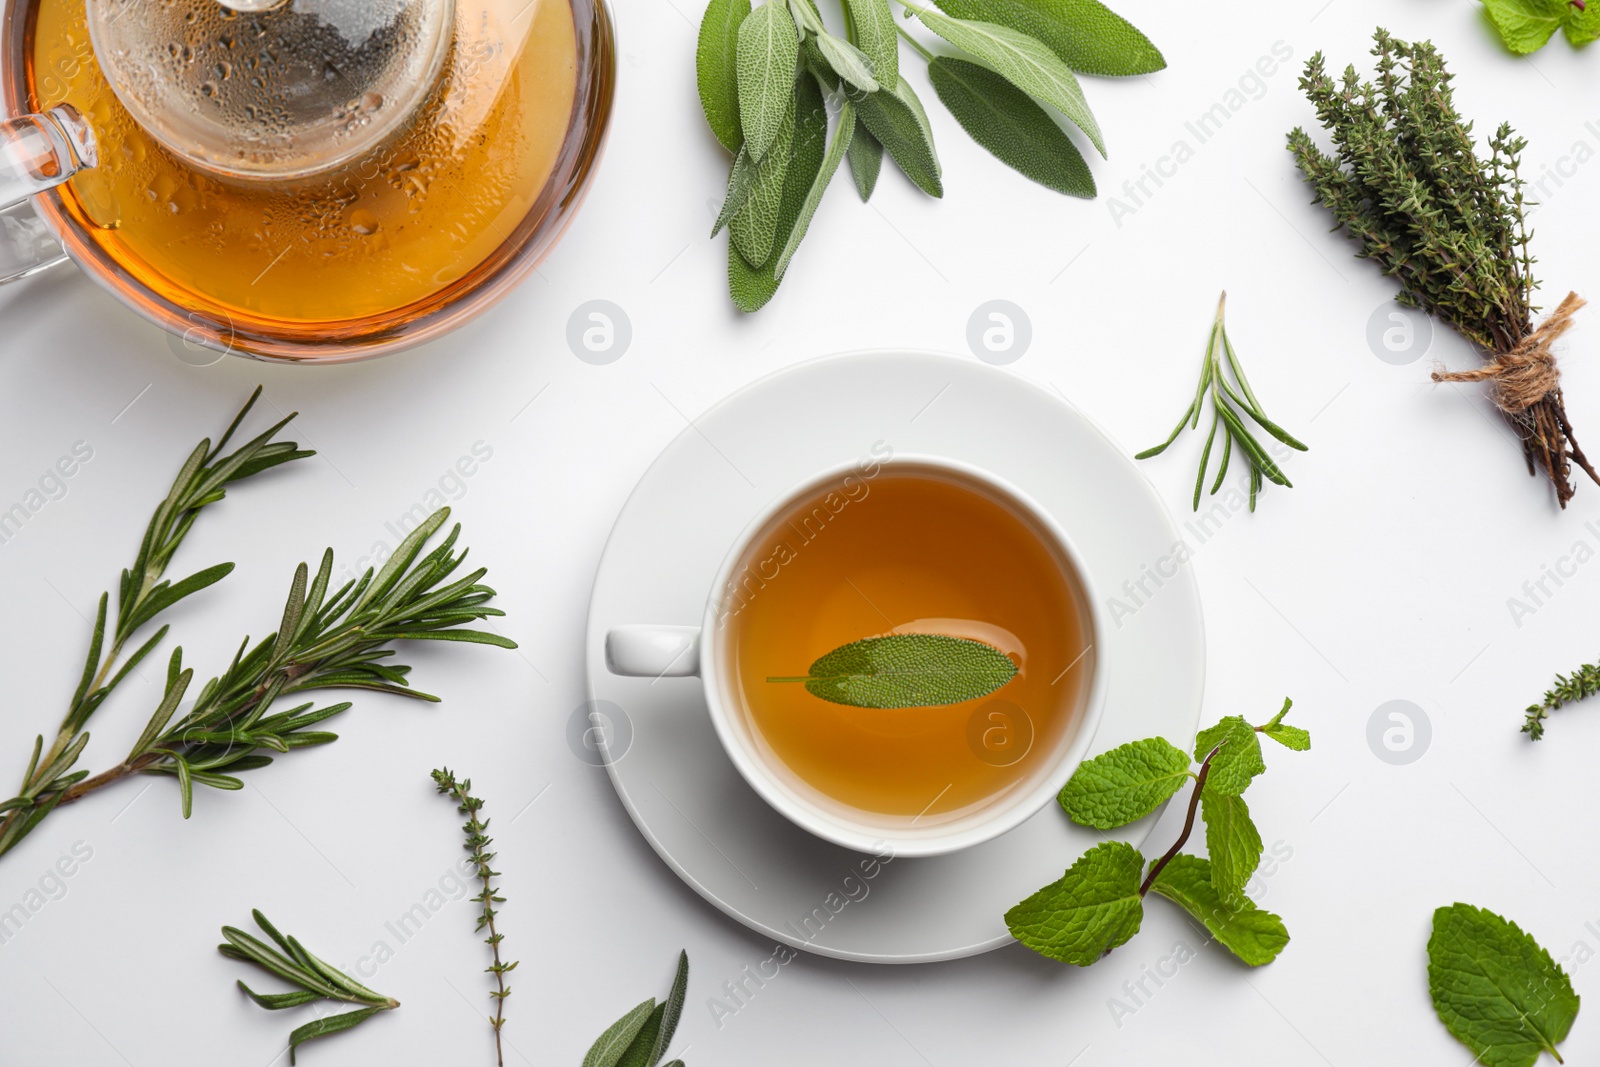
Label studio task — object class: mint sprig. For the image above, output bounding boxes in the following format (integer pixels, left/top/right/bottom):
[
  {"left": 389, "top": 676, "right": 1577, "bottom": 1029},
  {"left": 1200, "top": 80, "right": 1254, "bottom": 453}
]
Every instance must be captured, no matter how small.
[
  {"left": 1480, "top": 0, "right": 1600, "bottom": 55},
  {"left": 1429, "top": 904, "right": 1579, "bottom": 1066},
  {"left": 1010, "top": 699, "right": 1309, "bottom": 967}
]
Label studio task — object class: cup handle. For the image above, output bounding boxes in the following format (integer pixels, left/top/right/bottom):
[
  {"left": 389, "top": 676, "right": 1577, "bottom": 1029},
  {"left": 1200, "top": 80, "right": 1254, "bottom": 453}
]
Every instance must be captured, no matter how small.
[
  {"left": 605, "top": 625, "right": 702, "bottom": 678},
  {"left": 0, "top": 106, "right": 95, "bottom": 285}
]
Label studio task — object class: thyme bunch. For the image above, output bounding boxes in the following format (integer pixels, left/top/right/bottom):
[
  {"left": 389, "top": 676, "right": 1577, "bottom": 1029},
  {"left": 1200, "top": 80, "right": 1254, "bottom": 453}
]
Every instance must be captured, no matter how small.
[
  {"left": 1523, "top": 658, "right": 1600, "bottom": 739},
  {"left": 433, "top": 768, "right": 517, "bottom": 1067},
  {"left": 1287, "top": 30, "right": 1597, "bottom": 507},
  {"left": 0, "top": 390, "right": 515, "bottom": 860}
]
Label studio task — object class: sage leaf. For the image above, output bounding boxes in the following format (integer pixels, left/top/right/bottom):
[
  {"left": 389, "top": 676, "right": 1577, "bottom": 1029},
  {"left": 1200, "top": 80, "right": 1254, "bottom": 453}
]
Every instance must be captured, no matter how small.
[
  {"left": 927, "top": 56, "right": 1094, "bottom": 197},
  {"left": 847, "top": 123, "right": 883, "bottom": 199},
  {"left": 288, "top": 1007, "right": 388, "bottom": 1065},
  {"left": 1006, "top": 841, "right": 1144, "bottom": 965},
  {"left": 648, "top": 951, "right": 690, "bottom": 1066},
  {"left": 711, "top": 147, "right": 757, "bottom": 236},
  {"left": 698, "top": 0, "right": 751, "bottom": 151},
  {"left": 1057, "top": 737, "right": 1191, "bottom": 830},
  {"left": 615, "top": 1003, "right": 665, "bottom": 1067},
  {"left": 1149, "top": 855, "right": 1289, "bottom": 966},
  {"left": 770, "top": 633, "right": 1018, "bottom": 709},
  {"left": 1194, "top": 715, "right": 1265, "bottom": 797},
  {"left": 729, "top": 93, "right": 796, "bottom": 267},
  {"left": 1429, "top": 904, "right": 1579, "bottom": 1067},
  {"left": 932, "top": 0, "right": 1164, "bottom": 75},
  {"left": 813, "top": 29, "right": 881, "bottom": 92},
  {"left": 736, "top": 1, "right": 800, "bottom": 163},
  {"left": 913, "top": 6, "right": 1104, "bottom": 156},
  {"left": 844, "top": 0, "right": 898, "bottom": 87},
  {"left": 855, "top": 74, "right": 943, "bottom": 197},
  {"left": 775, "top": 101, "right": 855, "bottom": 280},
  {"left": 1200, "top": 791, "right": 1262, "bottom": 906},
  {"left": 584, "top": 999, "right": 657, "bottom": 1067}
]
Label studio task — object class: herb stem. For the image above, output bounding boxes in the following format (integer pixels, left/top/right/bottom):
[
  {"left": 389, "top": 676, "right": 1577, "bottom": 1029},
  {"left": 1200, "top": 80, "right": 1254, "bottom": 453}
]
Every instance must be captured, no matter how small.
[{"left": 1138, "top": 744, "right": 1220, "bottom": 897}]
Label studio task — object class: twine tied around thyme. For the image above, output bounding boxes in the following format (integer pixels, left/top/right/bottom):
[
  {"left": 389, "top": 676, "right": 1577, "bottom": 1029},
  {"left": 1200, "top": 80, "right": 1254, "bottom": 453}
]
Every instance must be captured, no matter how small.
[{"left": 1430, "top": 291, "right": 1600, "bottom": 506}]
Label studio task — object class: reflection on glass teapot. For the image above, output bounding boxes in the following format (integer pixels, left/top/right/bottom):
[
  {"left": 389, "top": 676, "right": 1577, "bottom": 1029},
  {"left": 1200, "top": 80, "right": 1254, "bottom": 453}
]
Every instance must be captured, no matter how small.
[{"left": 0, "top": 0, "right": 615, "bottom": 361}]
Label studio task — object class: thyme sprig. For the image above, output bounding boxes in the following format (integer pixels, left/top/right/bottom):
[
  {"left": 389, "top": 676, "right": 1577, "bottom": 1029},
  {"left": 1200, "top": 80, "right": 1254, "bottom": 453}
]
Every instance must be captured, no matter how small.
[
  {"left": 1287, "top": 29, "right": 1598, "bottom": 508},
  {"left": 433, "top": 768, "right": 518, "bottom": 1067},
  {"left": 219, "top": 909, "right": 399, "bottom": 1064},
  {"left": 1136, "top": 292, "right": 1308, "bottom": 512},
  {"left": 0, "top": 391, "right": 515, "bottom": 861},
  {"left": 1523, "top": 658, "right": 1600, "bottom": 739}
]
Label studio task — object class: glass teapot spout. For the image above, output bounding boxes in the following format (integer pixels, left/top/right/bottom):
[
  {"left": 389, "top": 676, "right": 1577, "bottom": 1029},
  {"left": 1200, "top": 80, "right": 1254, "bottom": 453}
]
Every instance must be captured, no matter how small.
[{"left": 0, "top": 105, "right": 95, "bottom": 284}]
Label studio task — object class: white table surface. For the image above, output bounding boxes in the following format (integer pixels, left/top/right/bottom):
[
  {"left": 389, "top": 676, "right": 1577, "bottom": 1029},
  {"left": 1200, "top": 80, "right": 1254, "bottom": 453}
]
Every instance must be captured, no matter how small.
[{"left": 4, "top": 0, "right": 1600, "bottom": 1063}]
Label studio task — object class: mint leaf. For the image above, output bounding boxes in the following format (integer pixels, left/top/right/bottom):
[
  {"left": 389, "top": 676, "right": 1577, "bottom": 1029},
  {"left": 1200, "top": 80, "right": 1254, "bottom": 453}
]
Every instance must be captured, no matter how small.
[
  {"left": 736, "top": 1, "right": 801, "bottom": 163},
  {"left": 1201, "top": 791, "right": 1262, "bottom": 905},
  {"left": 1564, "top": 0, "right": 1600, "bottom": 43},
  {"left": 1429, "top": 904, "right": 1580, "bottom": 1067},
  {"left": 1195, "top": 716, "right": 1265, "bottom": 796},
  {"left": 698, "top": 0, "right": 751, "bottom": 153},
  {"left": 1006, "top": 841, "right": 1144, "bottom": 965},
  {"left": 912, "top": 8, "right": 1104, "bottom": 156},
  {"left": 1260, "top": 697, "right": 1311, "bottom": 750},
  {"left": 728, "top": 73, "right": 828, "bottom": 311},
  {"left": 729, "top": 94, "right": 796, "bottom": 267},
  {"left": 933, "top": 0, "right": 1164, "bottom": 75},
  {"left": 771, "top": 633, "right": 1018, "bottom": 708},
  {"left": 774, "top": 101, "right": 855, "bottom": 280},
  {"left": 928, "top": 56, "right": 1094, "bottom": 197},
  {"left": 1481, "top": 0, "right": 1565, "bottom": 53},
  {"left": 1057, "top": 736, "right": 1191, "bottom": 829},
  {"left": 843, "top": 0, "right": 899, "bottom": 87},
  {"left": 846, "top": 125, "right": 883, "bottom": 200},
  {"left": 1149, "top": 855, "right": 1289, "bottom": 966}
]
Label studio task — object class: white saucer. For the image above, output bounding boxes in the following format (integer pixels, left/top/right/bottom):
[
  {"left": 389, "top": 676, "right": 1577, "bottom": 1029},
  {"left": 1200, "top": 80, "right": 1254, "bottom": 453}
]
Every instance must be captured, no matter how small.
[{"left": 584, "top": 351, "right": 1205, "bottom": 963}]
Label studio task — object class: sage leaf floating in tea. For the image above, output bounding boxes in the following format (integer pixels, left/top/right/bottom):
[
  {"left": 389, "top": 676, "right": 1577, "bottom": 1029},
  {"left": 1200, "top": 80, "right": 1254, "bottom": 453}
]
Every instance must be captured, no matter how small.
[
  {"left": 768, "top": 633, "right": 1018, "bottom": 708},
  {"left": 1288, "top": 30, "right": 1598, "bottom": 508}
]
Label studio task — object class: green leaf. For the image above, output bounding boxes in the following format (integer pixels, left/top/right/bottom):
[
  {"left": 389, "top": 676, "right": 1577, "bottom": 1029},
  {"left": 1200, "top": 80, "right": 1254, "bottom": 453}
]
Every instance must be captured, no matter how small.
[
  {"left": 1200, "top": 791, "right": 1262, "bottom": 906},
  {"left": 932, "top": 0, "right": 1164, "bottom": 75},
  {"left": 583, "top": 999, "right": 656, "bottom": 1067},
  {"left": 711, "top": 147, "right": 758, "bottom": 237},
  {"left": 1006, "top": 841, "right": 1144, "bottom": 965},
  {"left": 615, "top": 1004, "right": 665, "bottom": 1067},
  {"left": 927, "top": 56, "right": 1094, "bottom": 196},
  {"left": 1258, "top": 696, "right": 1310, "bottom": 750},
  {"left": 812, "top": 29, "right": 881, "bottom": 92},
  {"left": 771, "top": 633, "right": 1018, "bottom": 708},
  {"left": 736, "top": 1, "right": 801, "bottom": 163},
  {"left": 729, "top": 73, "right": 829, "bottom": 311},
  {"left": 730, "top": 93, "right": 796, "bottom": 267},
  {"left": 1057, "top": 737, "right": 1191, "bottom": 829},
  {"left": 846, "top": 125, "right": 883, "bottom": 200},
  {"left": 1481, "top": 0, "right": 1564, "bottom": 53},
  {"left": 650, "top": 951, "right": 690, "bottom": 1066},
  {"left": 1148, "top": 855, "right": 1289, "bottom": 966},
  {"left": 238, "top": 982, "right": 322, "bottom": 1010},
  {"left": 288, "top": 1006, "right": 389, "bottom": 1066},
  {"left": 1194, "top": 716, "right": 1265, "bottom": 797},
  {"left": 1564, "top": 0, "right": 1600, "bottom": 44},
  {"left": 1428, "top": 903, "right": 1579, "bottom": 1067},
  {"left": 775, "top": 101, "right": 855, "bottom": 280},
  {"left": 852, "top": 75, "right": 944, "bottom": 197},
  {"left": 698, "top": 0, "right": 751, "bottom": 152},
  {"left": 911, "top": 6, "right": 1104, "bottom": 155},
  {"left": 843, "top": 0, "right": 898, "bottom": 86}
]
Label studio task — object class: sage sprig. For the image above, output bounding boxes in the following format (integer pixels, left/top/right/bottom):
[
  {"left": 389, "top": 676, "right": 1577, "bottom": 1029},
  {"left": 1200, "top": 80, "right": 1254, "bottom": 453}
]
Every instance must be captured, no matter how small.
[
  {"left": 432, "top": 768, "right": 518, "bottom": 1067},
  {"left": 1136, "top": 292, "right": 1308, "bottom": 513},
  {"left": 582, "top": 952, "right": 690, "bottom": 1067},
  {"left": 0, "top": 391, "right": 515, "bottom": 861},
  {"left": 696, "top": 0, "right": 1163, "bottom": 310},
  {"left": 768, "top": 633, "right": 1018, "bottom": 708},
  {"left": 219, "top": 909, "right": 399, "bottom": 1064},
  {"left": 1008, "top": 699, "right": 1307, "bottom": 966}
]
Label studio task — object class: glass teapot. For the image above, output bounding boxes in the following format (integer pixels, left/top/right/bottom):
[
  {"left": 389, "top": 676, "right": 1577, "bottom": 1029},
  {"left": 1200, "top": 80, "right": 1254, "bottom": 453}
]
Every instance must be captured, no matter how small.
[{"left": 0, "top": 0, "right": 614, "bottom": 361}]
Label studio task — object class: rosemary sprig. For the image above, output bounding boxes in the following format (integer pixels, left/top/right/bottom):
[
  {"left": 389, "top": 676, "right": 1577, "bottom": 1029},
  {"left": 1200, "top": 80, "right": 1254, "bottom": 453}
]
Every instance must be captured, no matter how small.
[
  {"left": 0, "top": 393, "right": 516, "bottom": 861},
  {"left": 433, "top": 768, "right": 518, "bottom": 1067},
  {"left": 1523, "top": 659, "right": 1600, "bottom": 740},
  {"left": 0, "top": 387, "right": 311, "bottom": 857},
  {"left": 1287, "top": 30, "right": 1598, "bottom": 508},
  {"left": 1136, "top": 292, "right": 1308, "bottom": 512},
  {"left": 219, "top": 909, "right": 398, "bottom": 1064}
]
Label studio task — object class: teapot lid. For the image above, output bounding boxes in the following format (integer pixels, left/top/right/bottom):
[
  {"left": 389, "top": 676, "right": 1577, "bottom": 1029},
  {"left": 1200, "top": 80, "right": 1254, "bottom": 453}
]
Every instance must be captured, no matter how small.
[{"left": 87, "top": 0, "right": 455, "bottom": 181}]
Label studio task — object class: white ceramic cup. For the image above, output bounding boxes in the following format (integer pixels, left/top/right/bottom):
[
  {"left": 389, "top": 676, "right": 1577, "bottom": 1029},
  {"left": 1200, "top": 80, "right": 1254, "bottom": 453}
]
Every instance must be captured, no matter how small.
[{"left": 604, "top": 454, "right": 1108, "bottom": 857}]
